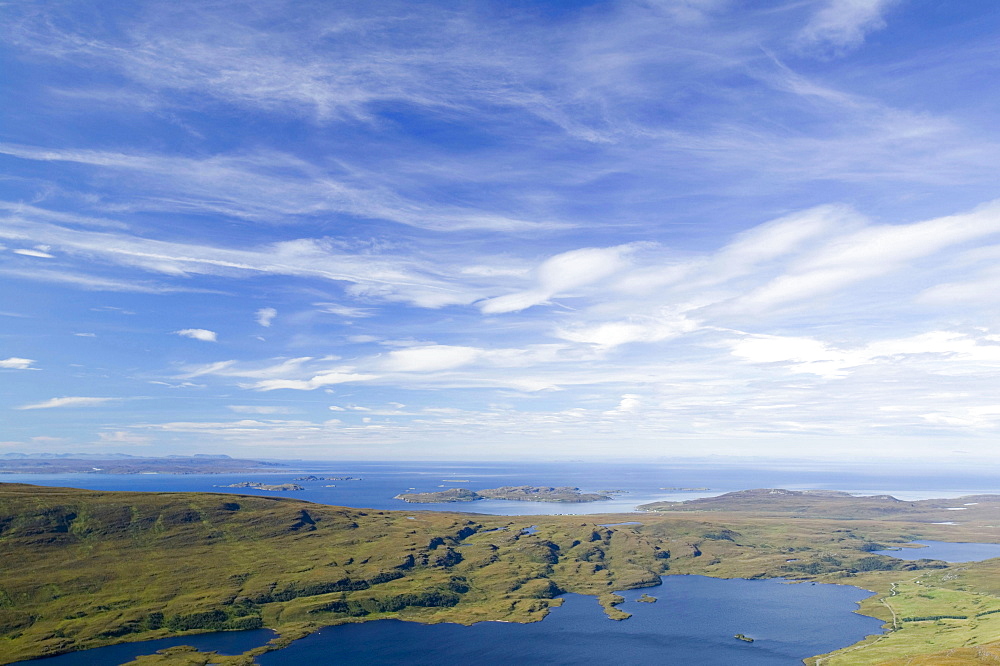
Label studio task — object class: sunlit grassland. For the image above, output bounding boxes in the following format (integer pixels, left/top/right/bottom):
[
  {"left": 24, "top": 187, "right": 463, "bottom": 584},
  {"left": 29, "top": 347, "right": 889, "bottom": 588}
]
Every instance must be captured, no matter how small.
[
  {"left": 808, "top": 562, "right": 1000, "bottom": 665},
  {"left": 5, "top": 483, "right": 1000, "bottom": 665}
]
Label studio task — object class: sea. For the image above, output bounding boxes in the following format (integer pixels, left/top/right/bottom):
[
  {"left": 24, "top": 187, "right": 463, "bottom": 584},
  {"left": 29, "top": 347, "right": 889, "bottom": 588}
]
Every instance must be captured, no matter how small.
[
  {"left": 5, "top": 459, "right": 1000, "bottom": 516},
  {"left": 9, "top": 459, "right": 1000, "bottom": 665}
]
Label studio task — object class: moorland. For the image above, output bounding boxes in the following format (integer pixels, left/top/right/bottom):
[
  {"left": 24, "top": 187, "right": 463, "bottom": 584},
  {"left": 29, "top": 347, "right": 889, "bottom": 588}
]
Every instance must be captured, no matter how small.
[{"left": 4, "top": 483, "right": 1000, "bottom": 665}]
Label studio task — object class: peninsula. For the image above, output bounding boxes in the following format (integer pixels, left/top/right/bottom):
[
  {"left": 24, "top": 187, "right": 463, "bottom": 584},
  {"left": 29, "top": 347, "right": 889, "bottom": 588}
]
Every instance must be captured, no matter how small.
[{"left": 394, "top": 485, "right": 612, "bottom": 503}]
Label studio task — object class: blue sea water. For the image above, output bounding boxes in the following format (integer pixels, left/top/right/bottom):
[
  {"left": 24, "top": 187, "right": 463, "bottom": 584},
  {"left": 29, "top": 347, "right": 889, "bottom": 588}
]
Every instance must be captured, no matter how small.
[
  {"left": 875, "top": 540, "right": 1000, "bottom": 562},
  {"left": 5, "top": 459, "right": 1000, "bottom": 515}
]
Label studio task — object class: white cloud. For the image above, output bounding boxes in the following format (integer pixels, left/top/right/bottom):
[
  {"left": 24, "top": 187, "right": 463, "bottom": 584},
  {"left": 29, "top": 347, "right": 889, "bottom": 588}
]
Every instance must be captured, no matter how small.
[
  {"left": 12, "top": 248, "right": 55, "bottom": 258},
  {"left": 0, "top": 211, "right": 481, "bottom": 308},
  {"left": 606, "top": 394, "right": 642, "bottom": 415},
  {"left": 0, "top": 144, "right": 555, "bottom": 232},
  {"left": 734, "top": 201, "right": 1000, "bottom": 313},
  {"left": 248, "top": 371, "right": 378, "bottom": 391},
  {"left": 175, "top": 328, "right": 217, "bottom": 342},
  {"left": 136, "top": 419, "right": 322, "bottom": 433},
  {"left": 315, "top": 302, "right": 375, "bottom": 318},
  {"left": 557, "top": 314, "right": 699, "bottom": 348},
  {"left": 17, "top": 396, "right": 116, "bottom": 410},
  {"left": 0, "top": 267, "right": 206, "bottom": 294},
  {"left": 729, "top": 330, "right": 1000, "bottom": 379},
  {"left": 480, "top": 245, "right": 637, "bottom": 314},
  {"left": 381, "top": 345, "right": 483, "bottom": 372},
  {"left": 255, "top": 307, "right": 277, "bottom": 327},
  {"left": 0, "top": 357, "right": 36, "bottom": 370},
  {"left": 730, "top": 334, "right": 860, "bottom": 379},
  {"left": 227, "top": 405, "right": 296, "bottom": 414},
  {"left": 97, "top": 430, "right": 152, "bottom": 444},
  {"left": 798, "top": 0, "right": 900, "bottom": 52}
]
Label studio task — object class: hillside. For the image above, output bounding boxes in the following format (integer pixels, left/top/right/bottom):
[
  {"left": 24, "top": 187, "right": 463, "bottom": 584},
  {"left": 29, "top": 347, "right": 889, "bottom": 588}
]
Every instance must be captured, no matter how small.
[{"left": 4, "top": 484, "right": 1000, "bottom": 665}]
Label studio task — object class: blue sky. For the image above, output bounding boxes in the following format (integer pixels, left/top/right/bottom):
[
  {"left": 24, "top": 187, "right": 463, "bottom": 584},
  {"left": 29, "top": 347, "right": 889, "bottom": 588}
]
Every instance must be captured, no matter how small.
[{"left": 3, "top": 0, "right": 1000, "bottom": 462}]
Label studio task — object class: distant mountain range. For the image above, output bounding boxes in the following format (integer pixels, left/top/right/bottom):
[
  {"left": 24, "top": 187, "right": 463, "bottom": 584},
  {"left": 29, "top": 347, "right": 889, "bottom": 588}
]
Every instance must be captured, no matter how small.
[
  {"left": 0, "top": 454, "right": 286, "bottom": 474},
  {"left": 0, "top": 452, "right": 234, "bottom": 459}
]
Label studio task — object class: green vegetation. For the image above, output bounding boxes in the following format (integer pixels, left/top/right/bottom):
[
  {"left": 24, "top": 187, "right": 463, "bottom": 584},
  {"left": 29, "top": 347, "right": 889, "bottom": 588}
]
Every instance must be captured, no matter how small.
[
  {"left": 0, "top": 483, "right": 663, "bottom": 663},
  {"left": 394, "top": 488, "right": 479, "bottom": 502},
  {"left": 638, "top": 488, "right": 1000, "bottom": 524},
  {"left": 394, "top": 485, "right": 611, "bottom": 503},
  {"left": 217, "top": 482, "right": 304, "bottom": 492},
  {"left": 5, "top": 483, "right": 1000, "bottom": 665}
]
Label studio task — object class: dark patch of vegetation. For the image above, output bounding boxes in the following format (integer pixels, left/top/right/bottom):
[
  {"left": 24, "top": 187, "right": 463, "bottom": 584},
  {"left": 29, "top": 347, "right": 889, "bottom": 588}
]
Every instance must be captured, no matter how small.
[{"left": 312, "top": 590, "right": 462, "bottom": 617}]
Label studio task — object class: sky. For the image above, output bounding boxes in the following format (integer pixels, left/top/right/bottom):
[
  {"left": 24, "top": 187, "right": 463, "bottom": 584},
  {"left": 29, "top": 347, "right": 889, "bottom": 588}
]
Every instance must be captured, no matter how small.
[{"left": 3, "top": 0, "right": 1000, "bottom": 462}]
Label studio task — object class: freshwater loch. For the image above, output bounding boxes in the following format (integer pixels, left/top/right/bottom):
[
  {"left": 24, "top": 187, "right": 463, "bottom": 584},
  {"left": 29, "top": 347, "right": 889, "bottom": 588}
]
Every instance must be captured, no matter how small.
[
  {"left": 22, "top": 577, "right": 884, "bottom": 666},
  {"left": 261, "top": 576, "right": 885, "bottom": 665}
]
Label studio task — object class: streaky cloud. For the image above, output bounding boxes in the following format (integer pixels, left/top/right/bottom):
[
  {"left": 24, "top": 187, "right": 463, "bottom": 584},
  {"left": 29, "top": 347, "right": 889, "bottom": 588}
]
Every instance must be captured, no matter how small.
[{"left": 17, "top": 396, "right": 117, "bottom": 410}]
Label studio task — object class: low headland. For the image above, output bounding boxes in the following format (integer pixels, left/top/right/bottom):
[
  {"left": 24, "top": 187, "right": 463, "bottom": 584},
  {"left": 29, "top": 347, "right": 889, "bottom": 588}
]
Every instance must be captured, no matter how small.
[
  {"left": 394, "top": 485, "right": 611, "bottom": 503},
  {"left": 216, "top": 482, "right": 305, "bottom": 492}
]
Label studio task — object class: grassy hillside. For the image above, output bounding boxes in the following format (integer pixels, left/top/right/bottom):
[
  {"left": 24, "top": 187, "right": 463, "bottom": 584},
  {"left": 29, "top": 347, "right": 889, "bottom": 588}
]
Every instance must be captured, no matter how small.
[{"left": 4, "top": 483, "right": 1000, "bottom": 665}]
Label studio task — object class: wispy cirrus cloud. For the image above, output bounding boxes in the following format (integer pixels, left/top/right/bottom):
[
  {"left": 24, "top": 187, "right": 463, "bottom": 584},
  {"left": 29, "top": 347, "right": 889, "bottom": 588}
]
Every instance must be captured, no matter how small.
[
  {"left": 0, "top": 267, "right": 213, "bottom": 294},
  {"left": 0, "top": 209, "right": 481, "bottom": 307},
  {"left": 7, "top": 0, "right": 1000, "bottom": 459},
  {"left": 17, "top": 396, "right": 117, "bottom": 410},
  {"left": 728, "top": 330, "right": 1000, "bottom": 379},
  {"left": 798, "top": 0, "right": 902, "bottom": 52},
  {"left": 12, "top": 248, "right": 54, "bottom": 258},
  {"left": 227, "top": 405, "right": 297, "bottom": 414},
  {"left": 0, "top": 144, "right": 562, "bottom": 232}
]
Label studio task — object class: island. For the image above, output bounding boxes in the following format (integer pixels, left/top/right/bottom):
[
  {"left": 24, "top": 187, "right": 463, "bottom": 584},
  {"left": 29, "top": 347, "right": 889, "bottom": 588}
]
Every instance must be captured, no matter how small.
[
  {"left": 394, "top": 485, "right": 611, "bottom": 503},
  {"left": 216, "top": 482, "right": 304, "bottom": 491},
  {"left": 294, "top": 476, "right": 361, "bottom": 481},
  {"left": 5, "top": 484, "right": 1000, "bottom": 665}
]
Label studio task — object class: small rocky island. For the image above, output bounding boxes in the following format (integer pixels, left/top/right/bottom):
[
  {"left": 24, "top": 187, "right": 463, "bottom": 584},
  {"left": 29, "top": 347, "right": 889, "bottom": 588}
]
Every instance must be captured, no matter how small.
[
  {"left": 293, "top": 475, "right": 361, "bottom": 481},
  {"left": 394, "top": 485, "right": 611, "bottom": 503},
  {"left": 217, "top": 482, "right": 304, "bottom": 492}
]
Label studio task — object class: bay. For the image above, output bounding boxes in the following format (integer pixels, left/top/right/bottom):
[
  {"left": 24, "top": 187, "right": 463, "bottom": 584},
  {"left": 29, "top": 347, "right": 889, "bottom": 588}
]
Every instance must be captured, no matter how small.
[{"left": 874, "top": 540, "right": 1000, "bottom": 563}]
